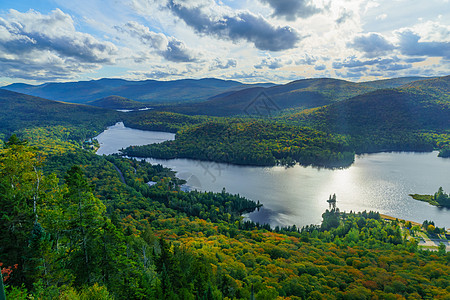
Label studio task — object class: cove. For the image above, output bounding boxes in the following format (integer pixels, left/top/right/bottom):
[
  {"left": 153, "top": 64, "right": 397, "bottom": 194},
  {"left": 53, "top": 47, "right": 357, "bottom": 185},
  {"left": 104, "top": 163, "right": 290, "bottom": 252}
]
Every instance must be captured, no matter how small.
[{"left": 96, "top": 122, "right": 450, "bottom": 228}]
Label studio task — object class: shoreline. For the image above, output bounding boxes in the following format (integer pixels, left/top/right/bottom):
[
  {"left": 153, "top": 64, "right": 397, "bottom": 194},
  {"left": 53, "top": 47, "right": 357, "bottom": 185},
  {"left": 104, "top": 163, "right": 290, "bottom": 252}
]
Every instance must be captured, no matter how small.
[{"left": 379, "top": 214, "right": 422, "bottom": 227}]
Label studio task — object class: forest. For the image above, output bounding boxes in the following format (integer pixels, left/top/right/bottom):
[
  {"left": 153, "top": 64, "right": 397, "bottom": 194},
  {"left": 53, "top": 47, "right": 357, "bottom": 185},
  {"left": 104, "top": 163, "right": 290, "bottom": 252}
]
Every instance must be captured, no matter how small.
[
  {"left": 410, "top": 187, "right": 450, "bottom": 208},
  {"left": 122, "top": 120, "right": 355, "bottom": 168},
  {"left": 120, "top": 77, "right": 450, "bottom": 167},
  {"left": 1, "top": 76, "right": 450, "bottom": 299},
  {"left": 1, "top": 130, "right": 449, "bottom": 299}
]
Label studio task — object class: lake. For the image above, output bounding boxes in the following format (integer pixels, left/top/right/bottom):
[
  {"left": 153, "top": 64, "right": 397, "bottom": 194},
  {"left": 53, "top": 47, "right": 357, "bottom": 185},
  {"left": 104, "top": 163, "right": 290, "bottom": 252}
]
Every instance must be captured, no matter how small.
[
  {"left": 95, "top": 122, "right": 175, "bottom": 156},
  {"left": 96, "top": 122, "right": 450, "bottom": 228}
]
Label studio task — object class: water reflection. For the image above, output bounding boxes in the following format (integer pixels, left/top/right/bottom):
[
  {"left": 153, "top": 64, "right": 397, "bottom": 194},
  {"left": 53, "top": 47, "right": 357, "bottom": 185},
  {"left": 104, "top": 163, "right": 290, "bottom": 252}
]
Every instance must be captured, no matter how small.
[{"left": 96, "top": 123, "right": 450, "bottom": 228}]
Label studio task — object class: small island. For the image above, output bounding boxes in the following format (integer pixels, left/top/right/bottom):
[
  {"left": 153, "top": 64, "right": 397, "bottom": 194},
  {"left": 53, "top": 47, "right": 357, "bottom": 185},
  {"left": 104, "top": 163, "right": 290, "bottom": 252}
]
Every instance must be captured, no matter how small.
[
  {"left": 410, "top": 187, "right": 450, "bottom": 208},
  {"left": 438, "top": 147, "right": 450, "bottom": 158}
]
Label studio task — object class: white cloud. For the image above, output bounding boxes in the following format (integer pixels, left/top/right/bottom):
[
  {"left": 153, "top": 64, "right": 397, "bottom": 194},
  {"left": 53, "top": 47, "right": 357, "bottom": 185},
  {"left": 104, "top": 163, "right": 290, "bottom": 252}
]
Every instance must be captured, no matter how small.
[
  {"left": 1, "top": 0, "right": 449, "bottom": 83},
  {"left": 115, "top": 21, "right": 200, "bottom": 62},
  {"left": 0, "top": 9, "right": 117, "bottom": 80},
  {"left": 376, "top": 13, "right": 387, "bottom": 20}
]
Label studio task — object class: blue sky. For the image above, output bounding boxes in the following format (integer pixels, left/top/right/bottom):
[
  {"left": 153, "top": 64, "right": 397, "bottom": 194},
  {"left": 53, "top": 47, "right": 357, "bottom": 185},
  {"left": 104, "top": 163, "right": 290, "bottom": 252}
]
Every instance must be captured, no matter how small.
[{"left": 0, "top": 0, "right": 449, "bottom": 85}]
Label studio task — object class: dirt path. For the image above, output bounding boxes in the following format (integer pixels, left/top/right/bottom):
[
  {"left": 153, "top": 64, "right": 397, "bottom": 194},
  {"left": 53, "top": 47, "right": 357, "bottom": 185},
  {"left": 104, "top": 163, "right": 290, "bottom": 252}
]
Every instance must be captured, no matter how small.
[{"left": 111, "top": 163, "right": 126, "bottom": 184}]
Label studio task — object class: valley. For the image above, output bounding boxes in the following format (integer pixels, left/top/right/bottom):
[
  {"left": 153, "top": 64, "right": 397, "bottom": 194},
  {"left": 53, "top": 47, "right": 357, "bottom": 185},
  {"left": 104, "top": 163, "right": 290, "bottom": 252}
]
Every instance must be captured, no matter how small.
[{"left": 1, "top": 75, "right": 449, "bottom": 299}]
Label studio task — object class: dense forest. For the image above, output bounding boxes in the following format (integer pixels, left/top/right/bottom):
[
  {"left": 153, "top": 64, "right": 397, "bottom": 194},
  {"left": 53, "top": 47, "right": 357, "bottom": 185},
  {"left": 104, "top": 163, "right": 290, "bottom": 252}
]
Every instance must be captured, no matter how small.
[
  {"left": 120, "top": 76, "right": 450, "bottom": 167},
  {"left": 122, "top": 120, "right": 355, "bottom": 168},
  {"left": 0, "top": 89, "right": 119, "bottom": 139},
  {"left": 87, "top": 96, "right": 149, "bottom": 110},
  {"left": 123, "top": 111, "right": 213, "bottom": 133},
  {"left": 286, "top": 76, "right": 450, "bottom": 155},
  {"left": 1, "top": 131, "right": 449, "bottom": 299},
  {"left": 1, "top": 76, "right": 450, "bottom": 299},
  {"left": 158, "top": 77, "right": 428, "bottom": 117}
]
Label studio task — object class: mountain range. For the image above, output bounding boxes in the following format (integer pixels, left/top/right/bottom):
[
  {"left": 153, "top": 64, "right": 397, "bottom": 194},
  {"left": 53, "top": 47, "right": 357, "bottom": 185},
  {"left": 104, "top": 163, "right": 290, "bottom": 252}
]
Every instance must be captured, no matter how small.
[
  {"left": 289, "top": 76, "right": 450, "bottom": 133},
  {"left": 160, "top": 76, "right": 435, "bottom": 116},
  {"left": 2, "top": 78, "right": 274, "bottom": 104}
]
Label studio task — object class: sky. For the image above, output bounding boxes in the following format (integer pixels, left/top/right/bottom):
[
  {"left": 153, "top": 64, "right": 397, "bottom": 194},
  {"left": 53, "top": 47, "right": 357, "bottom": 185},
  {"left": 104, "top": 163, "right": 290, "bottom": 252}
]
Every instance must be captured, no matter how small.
[{"left": 0, "top": 0, "right": 449, "bottom": 85}]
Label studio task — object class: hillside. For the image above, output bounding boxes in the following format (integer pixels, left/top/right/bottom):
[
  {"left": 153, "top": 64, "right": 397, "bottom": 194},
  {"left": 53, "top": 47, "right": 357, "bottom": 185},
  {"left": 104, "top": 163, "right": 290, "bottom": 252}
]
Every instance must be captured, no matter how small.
[
  {"left": 122, "top": 120, "right": 355, "bottom": 167},
  {"left": 2, "top": 138, "right": 449, "bottom": 299},
  {"left": 0, "top": 89, "right": 119, "bottom": 137},
  {"left": 289, "top": 76, "right": 450, "bottom": 133},
  {"left": 87, "top": 95, "right": 147, "bottom": 110},
  {"left": 361, "top": 76, "right": 434, "bottom": 89},
  {"left": 2, "top": 78, "right": 272, "bottom": 104},
  {"left": 162, "top": 77, "right": 428, "bottom": 116},
  {"left": 282, "top": 76, "right": 450, "bottom": 153},
  {"left": 1, "top": 76, "right": 450, "bottom": 299}
]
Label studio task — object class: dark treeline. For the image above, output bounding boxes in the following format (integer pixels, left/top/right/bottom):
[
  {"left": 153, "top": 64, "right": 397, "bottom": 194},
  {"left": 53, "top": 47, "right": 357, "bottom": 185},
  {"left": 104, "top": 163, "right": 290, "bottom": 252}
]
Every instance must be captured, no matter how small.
[
  {"left": 123, "top": 120, "right": 355, "bottom": 168},
  {"left": 1, "top": 135, "right": 449, "bottom": 299}
]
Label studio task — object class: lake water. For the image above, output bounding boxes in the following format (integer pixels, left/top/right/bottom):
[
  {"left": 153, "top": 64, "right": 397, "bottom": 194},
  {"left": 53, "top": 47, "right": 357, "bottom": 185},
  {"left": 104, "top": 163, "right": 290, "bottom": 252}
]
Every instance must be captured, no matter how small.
[
  {"left": 96, "top": 123, "right": 450, "bottom": 228},
  {"left": 95, "top": 122, "right": 175, "bottom": 155}
]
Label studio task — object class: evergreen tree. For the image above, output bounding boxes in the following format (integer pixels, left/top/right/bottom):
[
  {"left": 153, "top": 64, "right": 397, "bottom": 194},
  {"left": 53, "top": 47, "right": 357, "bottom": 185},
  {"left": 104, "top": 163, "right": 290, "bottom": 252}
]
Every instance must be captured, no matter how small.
[{"left": 63, "top": 166, "right": 106, "bottom": 285}]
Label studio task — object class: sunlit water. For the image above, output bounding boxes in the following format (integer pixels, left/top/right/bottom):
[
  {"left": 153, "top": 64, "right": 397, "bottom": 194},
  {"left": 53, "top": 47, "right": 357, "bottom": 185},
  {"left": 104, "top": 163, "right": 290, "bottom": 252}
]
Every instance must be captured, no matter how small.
[
  {"left": 96, "top": 123, "right": 450, "bottom": 228},
  {"left": 95, "top": 122, "right": 175, "bottom": 155}
]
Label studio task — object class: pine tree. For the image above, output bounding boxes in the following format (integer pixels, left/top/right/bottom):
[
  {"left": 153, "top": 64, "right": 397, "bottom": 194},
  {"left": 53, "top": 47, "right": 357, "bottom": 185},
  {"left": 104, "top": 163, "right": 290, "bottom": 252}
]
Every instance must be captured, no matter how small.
[{"left": 63, "top": 165, "right": 106, "bottom": 285}]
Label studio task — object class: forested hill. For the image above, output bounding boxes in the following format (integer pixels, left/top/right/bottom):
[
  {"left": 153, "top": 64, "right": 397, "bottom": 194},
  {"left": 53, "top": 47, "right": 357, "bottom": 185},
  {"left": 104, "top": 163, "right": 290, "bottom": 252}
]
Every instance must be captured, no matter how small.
[
  {"left": 1, "top": 75, "right": 450, "bottom": 299},
  {"left": 86, "top": 95, "right": 148, "bottom": 110},
  {"left": 161, "top": 77, "right": 431, "bottom": 116},
  {"left": 360, "top": 76, "right": 434, "bottom": 89},
  {"left": 0, "top": 89, "right": 119, "bottom": 137},
  {"left": 2, "top": 137, "right": 449, "bottom": 299},
  {"left": 2, "top": 78, "right": 272, "bottom": 104},
  {"left": 287, "top": 76, "right": 450, "bottom": 134}
]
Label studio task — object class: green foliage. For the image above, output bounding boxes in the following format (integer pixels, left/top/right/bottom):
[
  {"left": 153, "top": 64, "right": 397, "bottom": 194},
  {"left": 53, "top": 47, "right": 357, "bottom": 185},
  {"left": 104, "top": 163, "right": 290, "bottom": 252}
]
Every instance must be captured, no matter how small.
[
  {"left": 410, "top": 187, "right": 450, "bottom": 208},
  {"left": 87, "top": 95, "right": 147, "bottom": 110},
  {"left": 124, "top": 110, "right": 211, "bottom": 133},
  {"left": 123, "top": 120, "right": 355, "bottom": 168},
  {"left": 0, "top": 273, "right": 5, "bottom": 300},
  {"left": 284, "top": 77, "right": 450, "bottom": 154},
  {"left": 164, "top": 77, "right": 396, "bottom": 117},
  {"left": 0, "top": 89, "right": 119, "bottom": 138},
  {"left": 438, "top": 147, "right": 450, "bottom": 158},
  {"left": 2, "top": 139, "right": 450, "bottom": 299},
  {"left": 2, "top": 80, "right": 450, "bottom": 300}
]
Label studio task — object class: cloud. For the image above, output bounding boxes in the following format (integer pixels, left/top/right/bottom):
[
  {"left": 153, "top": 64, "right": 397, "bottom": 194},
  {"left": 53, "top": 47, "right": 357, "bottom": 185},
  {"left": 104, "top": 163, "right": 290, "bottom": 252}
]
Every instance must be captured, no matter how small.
[
  {"left": 376, "top": 14, "right": 387, "bottom": 21},
  {"left": 314, "top": 64, "right": 326, "bottom": 71},
  {"left": 127, "top": 66, "right": 188, "bottom": 80},
  {"left": 332, "top": 56, "right": 413, "bottom": 74},
  {"left": 377, "top": 63, "right": 412, "bottom": 71},
  {"left": 259, "top": 0, "right": 323, "bottom": 21},
  {"left": 349, "top": 33, "right": 395, "bottom": 58},
  {"left": 255, "top": 57, "right": 291, "bottom": 69},
  {"left": 0, "top": 9, "right": 117, "bottom": 80},
  {"left": 403, "top": 57, "right": 427, "bottom": 63},
  {"left": 296, "top": 54, "right": 317, "bottom": 65},
  {"left": 0, "top": 9, "right": 116, "bottom": 63},
  {"left": 332, "top": 57, "right": 400, "bottom": 69},
  {"left": 209, "top": 58, "right": 237, "bottom": 71},
  {"left": 397, "top": 30, "right": 450, "bottom": 59},
  {"left": 0, "top": 54, "right": 98, "bottom": 81},
  {"left": 336, "top": 10, "right": 353, "bottom": 25},
  {"left": 166, "top": 0, "right": 301, "bottom": 51},
  {"left": 335, "top": 70, "right": 364, "bottom": 80},
  {"left": 115, "top": 21, "right": 198, "bottom": 62}
]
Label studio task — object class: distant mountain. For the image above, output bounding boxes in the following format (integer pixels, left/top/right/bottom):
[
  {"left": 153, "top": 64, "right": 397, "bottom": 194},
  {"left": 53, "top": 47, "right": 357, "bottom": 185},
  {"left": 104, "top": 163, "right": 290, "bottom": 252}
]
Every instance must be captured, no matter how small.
[
  {"left": 288, "top": 76, "right": 450, "bottom": 134},
  {"left": 0, "top": 89, "right": 119, "bottom": 136},
  {"left": 162, "top": 77, "right": 437, "bottom": 116},
  {"left": 360, "top": 77, "right": 434, "bottom": 89},
  {"left": 87, "top": 95, "right": 147, "bottom": 110},
  {"left": 2, "top": 78, "right": 273, "bottom": 104},
  {"left": 161, "top": 77, "right": 395, "bottom": 116}
]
